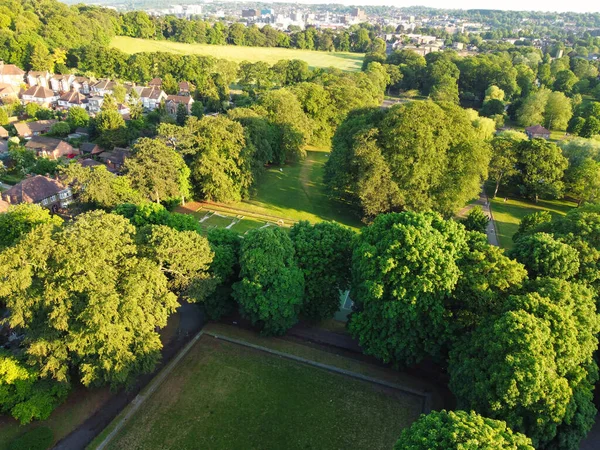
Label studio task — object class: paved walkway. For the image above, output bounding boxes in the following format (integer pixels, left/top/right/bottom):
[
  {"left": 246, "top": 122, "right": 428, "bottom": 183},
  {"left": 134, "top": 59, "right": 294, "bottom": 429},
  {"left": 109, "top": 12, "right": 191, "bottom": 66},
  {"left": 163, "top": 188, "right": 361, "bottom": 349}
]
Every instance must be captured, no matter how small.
[{"left": 458, "top": 190, "right": 499, "bottom": 247}]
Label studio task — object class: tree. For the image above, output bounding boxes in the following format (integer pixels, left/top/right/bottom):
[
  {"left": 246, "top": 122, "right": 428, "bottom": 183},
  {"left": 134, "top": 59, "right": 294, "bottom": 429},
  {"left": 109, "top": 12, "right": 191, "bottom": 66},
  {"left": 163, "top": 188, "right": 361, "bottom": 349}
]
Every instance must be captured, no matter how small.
[
  {"left": 190, "top": 100, "right": 204, "bottom": 119},
  {"left": 516, "top": 139, "right": 568, "bottom": 202},
  {"left": 348, "top": 212, "right": 468, "bottom": 366},
  {"left": 488, "top": 132, "right": 525, "bottom": 198},
  {"left": 544, "top": 91, "right": 573, "bottom": 131},
  {"left": 204, "top": 228, "right": 241, "bottom": 320},
  {"left": 480, "top": 98, "right": 505, "bottom": 117},
  {"left": 325, "top": 101, "right": 490, "bottom": 218},
  {"left": 553, "top": 69, "right": 579, "bottom": 94},
  {"left": 114, "top": 202, "right": 200, "bottom": 233},
  {"left": 94, "top": 108, "right": 127, "bottom": 149},
  {"left": 66, "top": 106, "right": 89, "bottom": 130},
  {"left": 162, "top": 73, "right": 178, "bottom": 95},
  {"left": 394, "top": 410, "right": 534, "bottom": 450},
  {"left": 232, "top": 227, "right": 304, "bottom": 336},
  {"left": 138, "top": 225, "right": 214, "bottom": 299},
  {"left": 161, "top": 116, "right": 252, "bottom": 202},
  {"left": 517, "top": 88, "right": 550, "bottom": 127},
  {"left": 513, "top": 211, "right": 553, "bottom": 242},
  {"left": 0, "top": 204, "right": 62, "bottom": 249},
  {"left": 580, "top": 117, "right": 600, "bottom": 138},
  {"left": 461, "top": 206, "right": 489, "bottom": 233},
  {"left": 289, "top": 221, "right": 355, "bottom": 321},
  {"left": 0, "top": 106, "right": 8, "bottom": 125},
  {"left": 124, "top": 138, "right": 191, "bottom": 205},
  {"left": 0, "top": 211, "right": 179, "bottom": 387},
  {"left": 0, "top": 351, "right": 70, "bottom": 424},
  {"left": 484, "top": 85, "right": 505, "bottom": 102},
  {"left": 28, "top": 42, "right": 52, "bottom": 71},
  {"left": 59, "top": 164, "right": 141, "bottom": 210},
  {"left": 449, "top": 278, "right": 599, "bottom": 449},
  {"left": 511, "top": 232, "right": 580, "bottom": 279},
  {"left": 48, "top": 121, "right": 70, "bottom": 137},
  {"left": 562, "top": 142, "right": 600, "bottom": 204},
  {"left": 176, "top": 102, "right": 188, "bottom": 126}
]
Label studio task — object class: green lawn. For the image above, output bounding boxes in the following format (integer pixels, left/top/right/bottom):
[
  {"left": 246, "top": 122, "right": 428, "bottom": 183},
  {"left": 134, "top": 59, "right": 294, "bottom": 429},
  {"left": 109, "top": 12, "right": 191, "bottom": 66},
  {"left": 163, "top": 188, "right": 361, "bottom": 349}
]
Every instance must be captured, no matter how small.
[
  {"left": 111, "top": 37, "right": 364, "bottom": 72},
  {"left": 101, "top": 335, "right": 422, "bottom": 450},
  {"left": 232, "top": 148, "right": 362, "bottom": 230},
  {"left": 486, "top": 183, "right": 576, "bottom": 250}
]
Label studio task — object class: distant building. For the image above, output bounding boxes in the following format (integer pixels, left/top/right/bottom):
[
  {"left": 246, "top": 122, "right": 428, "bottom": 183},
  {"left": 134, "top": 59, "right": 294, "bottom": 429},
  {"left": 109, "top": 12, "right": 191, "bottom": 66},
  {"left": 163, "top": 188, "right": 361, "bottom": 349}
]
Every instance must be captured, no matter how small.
[
  {"left": 1, "top": 175, "right": 72, "bottom": 212},
  {"left": 13, "top": 120, "right": 58, "bottom": 138},
  {"left": 350, "top": 8, "right": 367, "bottom": 22},
  {"left": 0, "top": 61, "right": 25, "bottom": 87},
  {"left": 166, "top": 95, "right": 194, "bottom": 115},
  {"left": 525, "top": 125, "right": 551, "bottom": 140},
  {"left": 242, "top": 9, "right": 259, "bottom": 18},
  {"left": 27, "top": 71, "right": 52, "bottom": 89},
  {"left": 21, "top": 85, "right": 59, "bottom": 107},
  {"left": 25, "top": 136, "right": 79, "bottom": 160},
  {"left": 98, "top": 147, "right": 131, "bottom": 173}
]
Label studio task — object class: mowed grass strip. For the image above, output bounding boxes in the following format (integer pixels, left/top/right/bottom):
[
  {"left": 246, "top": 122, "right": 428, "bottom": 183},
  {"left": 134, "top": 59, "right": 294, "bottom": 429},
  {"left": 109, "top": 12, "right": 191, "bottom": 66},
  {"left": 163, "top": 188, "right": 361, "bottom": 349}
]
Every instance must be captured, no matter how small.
[
  {"left": 486, "top": 184, "right": 576, "bottom": 250},
  {"left": 105, "top": 335, "right": 422, "bottom": 450},
  {"left": 111, "top": 36, "right": 364, "bottom": 72}
]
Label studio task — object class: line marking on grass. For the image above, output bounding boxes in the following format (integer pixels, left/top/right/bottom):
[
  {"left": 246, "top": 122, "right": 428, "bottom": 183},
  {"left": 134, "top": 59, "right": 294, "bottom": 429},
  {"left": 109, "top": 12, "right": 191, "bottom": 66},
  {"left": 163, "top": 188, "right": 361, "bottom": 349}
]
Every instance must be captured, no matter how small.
[
  {"left": 205, "top": 332, "right": 432, "bottom": 414},
  {"left": 94, "top": 330, "right": 204, "bottom": 450}
]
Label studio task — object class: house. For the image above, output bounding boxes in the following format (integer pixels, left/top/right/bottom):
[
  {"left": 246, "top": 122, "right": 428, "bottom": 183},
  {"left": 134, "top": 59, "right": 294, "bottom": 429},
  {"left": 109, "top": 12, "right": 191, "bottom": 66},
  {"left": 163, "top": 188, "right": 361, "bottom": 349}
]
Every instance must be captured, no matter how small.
[
  {"left": 80, "top": 142, "right": 103, "bottom": 155},
  {"left": 91, "top": 79, "right": 116, "bottom": 97},
  {"left": 525, "top": 125, "right": 551, "bottom": 140},
  {"left": 50, "top": 74, "right": 75, "bottom": 93},
  {"left": 87, "top": 96, "right": 104, "bottom": 114},
  {"left": 148, "top": 77, "right": 162, "bottom": 88},
  {"left": 78, "top": 158, "right": 103, "bottom": 168},
  {"left": 178, "top": 81, "right": 191, "bottom": 96},
  {"left": 27, "top": 71, "right": 52, "bottom": 89},
  {"left": 21, "top": 85, "right": 59, "bottom": 107},
  {"left": 166, "top": 95, "right": 194, "bottom": 115},
  {"left": 25, "top": 136, "right": 79, "bottom": 160},
  {"left": 98, "top": 147, "right": 130, "bottom": 173},
  {"left": 58, "top": 91, "right": 87, "bottom": 110},
  {"left": 0, "top": 126, "right": 8, "bottom": 138},
  {"left": 0, "top": 61, "right": 25, "bottom": 87},
  {"left": 73, "top": 77, "right": 92, "bottom": 95},
  {"left": 1, "top": 175, "right": 73, "bottom": 212},
  {"left": 133, "top": 86, "right": 167, "bottom": 111},
  {"left": 117, "top": 103, "right": 130, "bottom": 118},
  {"left": 75, "top": 128, "right": 90, "bottom": 139},
  {"left": 0, "top": 83, "right": 19, "bottom": 103},
  {"left": 13, "top": 120, "right": 58, "bottom": 138}
]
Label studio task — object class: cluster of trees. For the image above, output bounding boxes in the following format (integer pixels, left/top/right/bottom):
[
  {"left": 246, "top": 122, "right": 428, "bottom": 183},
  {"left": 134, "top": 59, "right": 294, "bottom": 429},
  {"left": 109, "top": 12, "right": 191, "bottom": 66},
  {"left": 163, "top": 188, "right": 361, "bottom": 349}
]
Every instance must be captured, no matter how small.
[
  {"left": 488, "top": 131, "right": 600, "bottom": 205},
  {"left": 349, "top": 209, "right": 600, "bottom": 449},
  {"left": 324, "top": 100, "right": 493, "bottom": 219},
  {"left": 123, "top": 11, "right": 382, "bottom": 53}
]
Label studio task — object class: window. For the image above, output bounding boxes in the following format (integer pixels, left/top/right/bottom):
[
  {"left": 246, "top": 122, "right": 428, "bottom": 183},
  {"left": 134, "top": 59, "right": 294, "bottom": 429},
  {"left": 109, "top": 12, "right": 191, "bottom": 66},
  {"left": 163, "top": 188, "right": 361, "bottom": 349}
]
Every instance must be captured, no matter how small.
[
  {"left": 41, "top": 198, "right": 48, "bottom": 205},
  {"left": 49, "top": 195, "right": 56, "bottom": 202}
]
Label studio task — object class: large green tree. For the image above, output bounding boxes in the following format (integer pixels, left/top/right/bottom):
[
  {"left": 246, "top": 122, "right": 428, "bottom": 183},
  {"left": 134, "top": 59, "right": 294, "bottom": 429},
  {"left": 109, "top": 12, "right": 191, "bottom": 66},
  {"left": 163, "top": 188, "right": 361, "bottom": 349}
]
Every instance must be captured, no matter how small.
[
  {"left": 348, "top": 212, "right": 468, "bottom": 366},
  {"left": 449, "top": 278, "right": 599, "bottom": 449},
  {"left": 488, "top": 131, "right": 527, "bottom": 198},
  {"left": 0, "top": 211, "right": 178, "bottom": 387},
  {"left": 289, "top": 221, "right": 355, "bottom": 321},
  {"left": 124, "top": 138, "right": 191, "bottom": 205},
  {"left": 511, "top": 232, "right": 580, "bottom": 280},
  {"left": 394, "top": 410, "right": 534, "bottom": 450},
  {"left": 516, "top": 139, "right": 568, "bottom": 202},
  {"left": 233, "top": 227, "right": 304, "bottom": 336},
  {"left": 0, "top": 204, "right": 62, "bottom": 249}
]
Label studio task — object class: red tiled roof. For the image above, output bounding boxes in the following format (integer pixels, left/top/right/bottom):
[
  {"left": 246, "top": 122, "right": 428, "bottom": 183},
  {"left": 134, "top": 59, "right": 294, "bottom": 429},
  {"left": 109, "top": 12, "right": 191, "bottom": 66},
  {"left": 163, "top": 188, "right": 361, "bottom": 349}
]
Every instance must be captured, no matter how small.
[
  {"left": 13, "top": 120, "right": 58, "bottom": 137},
  {"left": 23, "top": 85, "right": 56, "bottom": 99},
  {"left": 0, "top": 63, "right": 25, "bottom": 76},
  {"left": 166, "top": 95, "right": 193, "bottom": 105}
]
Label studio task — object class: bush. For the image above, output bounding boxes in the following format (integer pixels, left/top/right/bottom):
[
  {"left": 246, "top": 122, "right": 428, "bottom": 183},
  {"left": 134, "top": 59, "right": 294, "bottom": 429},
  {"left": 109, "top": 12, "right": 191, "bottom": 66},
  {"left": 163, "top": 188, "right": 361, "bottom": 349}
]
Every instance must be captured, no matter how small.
[
  {"left": 9, "top": 427, "right": 53, "bottom": 450},
  {"left": 461, "top": 206, "right": 489, "bottom": 233}
]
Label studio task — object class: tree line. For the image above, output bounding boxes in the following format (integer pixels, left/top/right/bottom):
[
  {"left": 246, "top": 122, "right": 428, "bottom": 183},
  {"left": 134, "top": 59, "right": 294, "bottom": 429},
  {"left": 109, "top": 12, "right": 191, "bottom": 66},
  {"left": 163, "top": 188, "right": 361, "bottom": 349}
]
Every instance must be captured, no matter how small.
[{"left": 2, "top": 201, "right": 600, "bottom": 449}]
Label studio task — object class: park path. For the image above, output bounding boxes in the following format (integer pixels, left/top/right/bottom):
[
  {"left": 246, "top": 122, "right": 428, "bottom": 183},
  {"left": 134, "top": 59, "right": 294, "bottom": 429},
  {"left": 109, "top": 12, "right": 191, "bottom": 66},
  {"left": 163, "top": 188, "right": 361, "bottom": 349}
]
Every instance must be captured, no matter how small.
[
  {"left": 458, "top": 190, "right": 499, "bottom": 247},
  {"left": 52, "top": 303, "right": 205, "bottom": 450}
]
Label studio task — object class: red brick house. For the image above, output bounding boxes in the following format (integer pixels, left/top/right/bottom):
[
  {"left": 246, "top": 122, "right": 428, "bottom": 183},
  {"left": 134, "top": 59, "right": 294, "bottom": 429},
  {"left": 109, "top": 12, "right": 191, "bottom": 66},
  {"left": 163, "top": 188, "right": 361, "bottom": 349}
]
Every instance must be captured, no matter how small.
[
  {"left": 25, "top": 136, "right": 79, "bottom": 160},
  {"left": 1, "top": 175, "right": 73, "bottom": 212}
]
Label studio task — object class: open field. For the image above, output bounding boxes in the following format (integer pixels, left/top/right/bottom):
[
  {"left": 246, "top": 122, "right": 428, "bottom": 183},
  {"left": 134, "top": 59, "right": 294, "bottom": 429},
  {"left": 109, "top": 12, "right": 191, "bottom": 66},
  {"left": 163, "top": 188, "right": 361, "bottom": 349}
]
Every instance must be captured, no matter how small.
[
  {"left": 111, "top": 37, "right": 364, "bottom": 72},
  {"left": 485, "top": 183, "right": 576, "bottom": 250},
  {"left": 100, "top": 333, "right": 423, "bottom": 450},
  {"left": 176, "top": 147, "right": 362, "bottom": 232}
]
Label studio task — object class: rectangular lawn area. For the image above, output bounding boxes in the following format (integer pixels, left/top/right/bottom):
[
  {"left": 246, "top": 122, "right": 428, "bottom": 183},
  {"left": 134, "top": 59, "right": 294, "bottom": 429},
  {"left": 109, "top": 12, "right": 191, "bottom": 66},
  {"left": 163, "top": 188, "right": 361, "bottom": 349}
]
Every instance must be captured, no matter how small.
[
  {"left": 103, "top": 335, "right": 422, "bottom": 450},
  {"left": 111, "top": 37, "right": 364, "bottom": 72}
]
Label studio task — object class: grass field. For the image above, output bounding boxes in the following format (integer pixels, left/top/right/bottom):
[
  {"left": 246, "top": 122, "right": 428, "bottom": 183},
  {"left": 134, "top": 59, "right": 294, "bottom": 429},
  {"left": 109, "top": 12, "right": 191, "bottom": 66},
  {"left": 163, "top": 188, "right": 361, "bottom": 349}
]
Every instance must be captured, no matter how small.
[
  {"left": 101, "top": 334, "right": 422, "bottom": 450},
  {"left": 111, "top": 36, "right": 364, "bottom": 72},
  {"left": 486, "top": 183, "right": 576, "bottom": 249},
  {"left": 177, "top": 147, "right": 362, "bottom": 232}
]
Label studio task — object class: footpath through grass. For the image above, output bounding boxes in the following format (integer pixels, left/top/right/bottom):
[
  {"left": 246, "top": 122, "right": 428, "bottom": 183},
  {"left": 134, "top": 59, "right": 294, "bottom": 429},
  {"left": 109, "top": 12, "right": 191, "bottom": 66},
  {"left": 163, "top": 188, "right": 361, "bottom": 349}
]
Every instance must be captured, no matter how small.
[
  {"left": 111, "top": 37, "right": 364, "bottom": 72},
  {"left": 101, "top": 333, "right": 422, "bottom": 450},
  {"left": 486, "top": 182, "right": 576, "bottom": 250}
]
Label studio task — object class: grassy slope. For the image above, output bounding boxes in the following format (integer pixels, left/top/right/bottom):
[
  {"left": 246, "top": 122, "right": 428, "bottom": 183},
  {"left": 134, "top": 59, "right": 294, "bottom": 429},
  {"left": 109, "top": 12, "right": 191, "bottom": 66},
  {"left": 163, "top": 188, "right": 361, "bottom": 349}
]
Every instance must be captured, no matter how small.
[
  {"left": 486, "top": 183, "right": 576, "bottom": 250},
  {"left": 232, "top": 147, "right": 362, "bottom": 230},
  {"left": 105, "top": 335, "right": 422, "bottom": 450},
  {"left": 111, "top": 36, "right": 364, "bottom": 72}
]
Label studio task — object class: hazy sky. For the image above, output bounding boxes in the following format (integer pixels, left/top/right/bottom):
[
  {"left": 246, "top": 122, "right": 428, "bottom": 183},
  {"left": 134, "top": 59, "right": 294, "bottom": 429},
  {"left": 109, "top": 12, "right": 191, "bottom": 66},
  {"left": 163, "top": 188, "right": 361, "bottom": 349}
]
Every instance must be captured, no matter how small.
[{"left": 262, "top": 0, "right": 599, "bottom": 13}]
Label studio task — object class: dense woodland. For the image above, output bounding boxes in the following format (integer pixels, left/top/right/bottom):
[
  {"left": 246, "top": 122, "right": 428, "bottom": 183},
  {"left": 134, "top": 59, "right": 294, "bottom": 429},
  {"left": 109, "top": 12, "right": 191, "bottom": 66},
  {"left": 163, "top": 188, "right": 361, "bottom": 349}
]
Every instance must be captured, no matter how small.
[{"left": 2, "top": 1, "right": 600, "bottom": 449}]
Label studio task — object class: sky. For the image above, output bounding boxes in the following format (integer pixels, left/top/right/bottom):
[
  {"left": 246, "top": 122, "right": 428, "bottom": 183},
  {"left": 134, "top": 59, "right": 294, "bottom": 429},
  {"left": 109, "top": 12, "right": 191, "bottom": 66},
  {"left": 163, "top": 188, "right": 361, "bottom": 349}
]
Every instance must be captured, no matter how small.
[{"left": 254, "top": 0, "right": 600, "bottom": 13}]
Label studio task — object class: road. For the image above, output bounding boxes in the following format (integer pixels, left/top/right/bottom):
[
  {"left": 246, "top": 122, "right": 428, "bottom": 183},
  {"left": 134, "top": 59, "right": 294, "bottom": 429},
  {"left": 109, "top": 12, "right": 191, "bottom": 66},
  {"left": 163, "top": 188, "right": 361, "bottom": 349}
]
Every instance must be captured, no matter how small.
[{"left": 457, "top": 190, "right": 499, "bottom": 247}]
